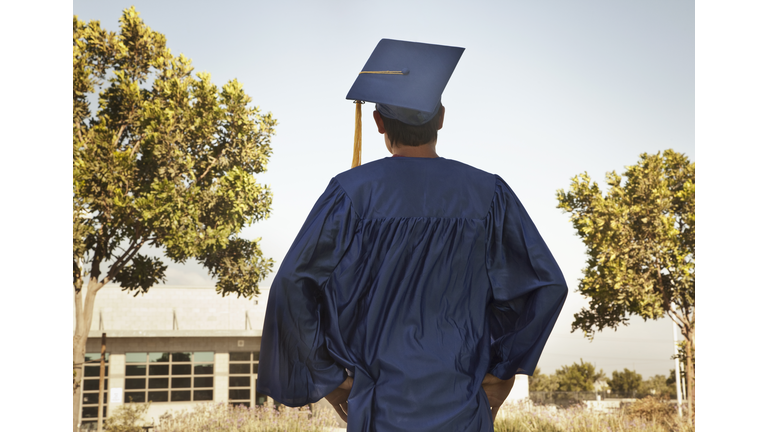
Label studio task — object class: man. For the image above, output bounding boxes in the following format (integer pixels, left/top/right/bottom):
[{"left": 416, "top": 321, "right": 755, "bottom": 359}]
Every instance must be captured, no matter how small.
[{"left": 257, "top": 39, "right": 567, "bottom": 431}]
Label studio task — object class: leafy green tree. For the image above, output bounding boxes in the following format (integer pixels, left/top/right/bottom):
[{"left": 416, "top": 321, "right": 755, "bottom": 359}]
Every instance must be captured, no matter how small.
[
  {"left": 529, "top": 367, "right": 560, "bottom": 392},
  {"left": 641, "top": 374, "right": 675, "bottom": 398},
  {"left": 671, "top": 340, "right": 693, "bottom": 398},
  {"left": 554, "top": 360, "right": 605, "bottom": 392},
  {"left": 666, "top": 369, "right": 677, "bottom": 389},
  {"left": 674, "top": 341, "right": 693, "bottom": 381},
  {"left": 556, "top": 150, "right": 694, "bottom": 414},
  {"left": 73, "top": 8, "right": 276, "bottom": 431},
  {"left": 666, "top": 368, "right": 683, "bottom": 399},
  {"left": 607, "top": 368, "right": 643, "bottom": 396}
]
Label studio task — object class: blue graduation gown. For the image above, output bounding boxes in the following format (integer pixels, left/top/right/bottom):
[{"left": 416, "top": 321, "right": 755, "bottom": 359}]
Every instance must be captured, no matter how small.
[{"left": 257, "top": 157, "right": 567, "bottom": 431}]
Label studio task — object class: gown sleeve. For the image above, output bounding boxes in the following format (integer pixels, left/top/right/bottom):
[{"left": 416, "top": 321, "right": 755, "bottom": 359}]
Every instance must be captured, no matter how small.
[
  {"left": 485, "top": 176, "right": 568, "bottom": 379},
  {"left": 256, "top": 178, "right": 359, "bottom": 406}
]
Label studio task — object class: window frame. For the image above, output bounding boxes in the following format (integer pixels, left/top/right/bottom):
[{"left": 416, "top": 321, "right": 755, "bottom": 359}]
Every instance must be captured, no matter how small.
[
  {"left": 80, "top": 352, "right": 109, "bottom": 422},
  {"left": 123, "top": 352, "right": 215, "bottom": 404},
  {"left": 228, "top": 351, "right": 266, "bottom": 407}
]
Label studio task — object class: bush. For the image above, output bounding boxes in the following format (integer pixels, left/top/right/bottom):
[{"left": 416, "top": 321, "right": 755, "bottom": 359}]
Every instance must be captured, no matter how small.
[
  {"left": 623, "top": 397, "right": 678, "bottom": 429},
  {"left": 154, "top": 403, "right": 337, "bottom": 432},
  {"left": 103, "top": 403, "right": 150, "bottom": 432}
]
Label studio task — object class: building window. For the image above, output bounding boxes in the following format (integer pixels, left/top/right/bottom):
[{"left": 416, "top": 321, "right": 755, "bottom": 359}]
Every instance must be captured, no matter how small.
[
  {"left": 229, "top": 352, "right": 267, "bottom": 407},
  {"left": 124, "top": 352, "right": 214, "bottom": 403},
  {"left": 81, "top": 352, "right": 109, "bottom": 423}
]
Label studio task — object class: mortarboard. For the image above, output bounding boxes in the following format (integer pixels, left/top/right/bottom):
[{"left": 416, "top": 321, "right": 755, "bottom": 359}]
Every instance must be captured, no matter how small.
[{"left": 346, "top": 39, "right": 465, "bottom": 167}]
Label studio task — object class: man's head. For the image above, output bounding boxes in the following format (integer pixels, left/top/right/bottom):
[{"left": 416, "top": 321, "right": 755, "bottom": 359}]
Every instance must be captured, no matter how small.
[
  {"left": 346, "top": 39, "right": 463, "bottom": 162},
  {"left": 374, "top": 104, "right": 445, "bottom": 148}
]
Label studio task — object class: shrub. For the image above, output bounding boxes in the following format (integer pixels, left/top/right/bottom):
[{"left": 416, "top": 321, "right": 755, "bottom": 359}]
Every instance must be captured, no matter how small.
[
  {"left": 494, "top": 399, "right": 693, "bottom": 432},
  {"left": 154, "top": 403, "right": 337, "bottom": 432},
  {"left": 624, "top": 397, "right": 677, "bottom": 422},
  {"left": 103, "top": 403, "right": 150, "bottom": 432}
]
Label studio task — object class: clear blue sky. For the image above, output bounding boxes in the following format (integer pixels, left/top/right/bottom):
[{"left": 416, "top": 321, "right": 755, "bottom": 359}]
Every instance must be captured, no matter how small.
[{"left": 72, "top": 0, "right": 694, "bottom": 379}]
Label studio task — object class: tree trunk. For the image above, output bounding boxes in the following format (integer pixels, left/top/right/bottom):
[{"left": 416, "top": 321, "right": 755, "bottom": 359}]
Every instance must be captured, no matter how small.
[
  {"left": 685, "top": 326, "right": 695, "bottom": 422},
  {"left": 73, "top": 341, "right": 84, "bottom": 432},
  {"left": 73, "top": 278, "right": 103, "bottom": 432}
]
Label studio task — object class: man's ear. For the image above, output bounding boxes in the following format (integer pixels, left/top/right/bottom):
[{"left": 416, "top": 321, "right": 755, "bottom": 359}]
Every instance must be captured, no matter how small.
[
  {"left": 437, "top": 106, "right": 445, "bottom": 131},
  {"left": 373, "top": 110, "right": 387, "bottom": 134}
]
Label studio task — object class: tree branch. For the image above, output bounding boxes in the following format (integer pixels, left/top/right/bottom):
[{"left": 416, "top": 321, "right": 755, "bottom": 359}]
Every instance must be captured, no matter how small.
[
  {"left": 89, "top": 227, "right": 105, "bottom": 281},
  {"left": 123, "top": 134, "right": 144, "bottom": 199},
  {"left": 689, "top": 306, "right": 695, "bottom": 330},
  {"left": 655, "top": 261, "right": 669, "bottom": 309},
  {"left": 113, "top": 124, "right": 127, "bottom": 148},
  {"left": 73, "top": 258, "right": 84, "bottom": 293},
  {"left": 125, "top": 102, "right": 142, "bottom": 157},
  {"left": 666, "top": 308, "right": 685, "bottom": 329},
  {"left": 199, "top": 158, "right": 219, "bottom": 183},
  {"left": 198, "top": 144, "right": 229, "bottom": 182},
  {"left": 128, "top": 135, "right": 144, "bottom": 158},
  {"left": 76, "top": 122, "right": 87, "bottom": 150},
  {"left": 103, "top": 238, "right": 145, "bottom": 284}
]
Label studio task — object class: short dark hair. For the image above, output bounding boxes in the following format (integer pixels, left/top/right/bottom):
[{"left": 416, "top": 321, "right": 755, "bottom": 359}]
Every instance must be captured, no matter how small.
[{"left": 380, "top": 104, "right": 442, "bottom": 147}]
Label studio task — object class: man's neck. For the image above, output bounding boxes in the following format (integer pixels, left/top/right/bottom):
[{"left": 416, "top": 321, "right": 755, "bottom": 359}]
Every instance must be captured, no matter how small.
[{"left": 390, "top": 142, "right": 439, "bottom": 158}]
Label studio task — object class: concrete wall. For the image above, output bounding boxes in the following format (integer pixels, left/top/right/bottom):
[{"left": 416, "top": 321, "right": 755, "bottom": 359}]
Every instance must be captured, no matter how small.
[
  {"left": 85, "top": 336, "right": 261, "bottom": 354},
  {"left": 508, "top": 374, "right": 530, "bottom": 401},
  {"left": 88, "top": 285, "right": 270, "bottom": 333},
  {"left": 107, "top": 354, "right": 125, "bottom": 417}
]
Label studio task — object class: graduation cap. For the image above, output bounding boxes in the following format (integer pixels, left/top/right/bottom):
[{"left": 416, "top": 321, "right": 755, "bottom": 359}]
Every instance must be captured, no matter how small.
[{"left": 346, "top": 39, "right": 465, "bottom": 167}]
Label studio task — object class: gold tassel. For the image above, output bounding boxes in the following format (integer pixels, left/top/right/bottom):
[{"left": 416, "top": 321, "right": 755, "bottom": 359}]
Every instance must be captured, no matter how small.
[{"left": 352, "top": 101, "right": 363, "bottom": 168}]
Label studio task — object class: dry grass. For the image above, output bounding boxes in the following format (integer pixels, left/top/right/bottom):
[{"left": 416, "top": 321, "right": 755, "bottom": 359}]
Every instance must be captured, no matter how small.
[
  {"left": 494, "top": 398, "right": 694, "bottom": 432},
  {"left": 153, "top": 403, "right": 338, "bottom": 432}
]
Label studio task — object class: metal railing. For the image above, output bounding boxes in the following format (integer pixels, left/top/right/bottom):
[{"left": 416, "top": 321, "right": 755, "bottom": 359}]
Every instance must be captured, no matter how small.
[{"left": 529, "top": 391, "right": 685, "bottom": 408}]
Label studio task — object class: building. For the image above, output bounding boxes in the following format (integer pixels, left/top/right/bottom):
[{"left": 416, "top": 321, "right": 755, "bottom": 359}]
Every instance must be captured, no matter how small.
[
  {"left": 78, "top": 284, "right": 530, "bottom": 429},
  {"left": 79, "top": 285, "right": 270, "bottom": 429}
]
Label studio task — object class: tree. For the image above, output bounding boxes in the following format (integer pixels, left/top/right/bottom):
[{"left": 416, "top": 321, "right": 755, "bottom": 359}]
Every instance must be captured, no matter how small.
[
  {"left": 670, "top": 340, "right": 693, "bottom": 400},
  {"left": 666, "top": 368, "right": 682, "bottom": 399},
  {"left": 556, "top": 150, "right": 694, "bottom": 416},
  {"left": 641, "top": 374, "right": 675, "bottom": 398},
  {"left": 529, "top": 367, "right": 560, "bottom": 392},
  {"left": 73, "top": 8, "right": 276, "bottom": 431},
  {"left": 554, "top": 359, "right": 605, "bottom": 392},
  {"left": 607, "top": 368, "right": 643, "bottom": 396}
]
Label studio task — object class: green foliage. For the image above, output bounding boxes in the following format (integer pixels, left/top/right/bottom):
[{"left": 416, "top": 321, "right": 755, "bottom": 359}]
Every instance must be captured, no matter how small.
[
  {"left": 640, "top": 374, "right": 676, "bottom": 399},
  {"left": 555, "top": 150, "right": 694, "bottom": 337},
  {"left": 665, "top": 369, "right": 677, "bottom": 390},
  {"left": 671, "top": 340, "right": 694, "bottom": 392},
  {"left": 665, "top": 368, "right": 687, "bottom": 399},
  {"left": 608, "top": 369, "right": 643, "bottom": 394},
  {"left": 103, "top": 403, "right": 150, "bottom": 432},
  {"left": 73, "top": 7, "right": 276, "bottom": 298},
  {"left": 554, "top": 360, "right": 605, "bottom": 392},
  {"left": 530, "top": 367, "right": 561, "bottom": 392}
]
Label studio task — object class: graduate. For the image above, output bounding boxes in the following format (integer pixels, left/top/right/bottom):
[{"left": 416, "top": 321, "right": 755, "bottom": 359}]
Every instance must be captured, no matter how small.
[{"left": 257, "top": 39, "right": 568, "bottom": 432}]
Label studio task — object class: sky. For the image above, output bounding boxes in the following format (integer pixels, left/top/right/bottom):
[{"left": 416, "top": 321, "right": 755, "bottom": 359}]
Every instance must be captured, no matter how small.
[
  {"left": 3, "top": 1, "right": 768, "bottom": 430},
  {"left": 70, "top": 0, "right": 694, "bottom": 379}
]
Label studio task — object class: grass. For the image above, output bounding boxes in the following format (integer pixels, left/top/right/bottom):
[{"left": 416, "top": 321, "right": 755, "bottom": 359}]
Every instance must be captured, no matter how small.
[
  {"left": 152, "top": 403, "right": 338, "bottom": 432},
  {"left": 101, "top": 397, "right": 693, "bottom": 432},
  {"left": 494, "top": 398, "right": 694, "bottom": 432}
]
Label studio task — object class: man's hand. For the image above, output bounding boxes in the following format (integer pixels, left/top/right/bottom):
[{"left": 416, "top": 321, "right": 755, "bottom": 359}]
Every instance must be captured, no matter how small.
[
  {"left": 324, "top": 376, "right": 354, "bottom": 422},
  {"left": 481, "top": 373, "right": 515, "bottom": 422}
]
